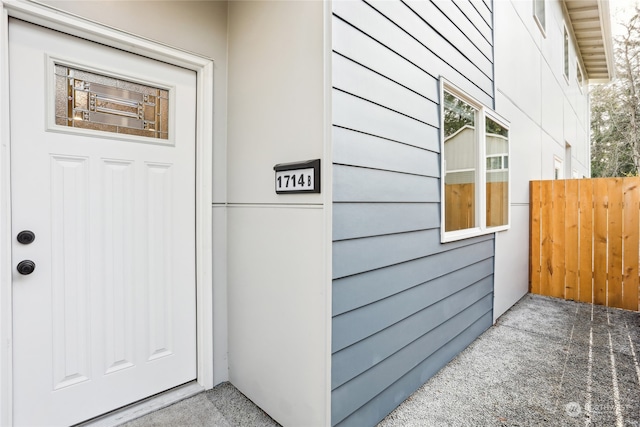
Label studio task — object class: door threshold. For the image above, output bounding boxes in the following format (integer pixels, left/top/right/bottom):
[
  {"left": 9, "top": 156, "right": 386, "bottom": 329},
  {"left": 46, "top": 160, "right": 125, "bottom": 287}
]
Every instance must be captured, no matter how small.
[{"left": 77, "top": 381, "right": 205, "bottom": 427}]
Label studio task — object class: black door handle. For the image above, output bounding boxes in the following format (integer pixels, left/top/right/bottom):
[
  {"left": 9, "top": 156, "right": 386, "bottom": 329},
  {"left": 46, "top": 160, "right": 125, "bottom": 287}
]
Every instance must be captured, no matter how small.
[
  {"left": 17, "top": 260, "right": 35, "bottom": 275},
  {"left": 17, "top": 230, "right": 35, "bottom": 245}
]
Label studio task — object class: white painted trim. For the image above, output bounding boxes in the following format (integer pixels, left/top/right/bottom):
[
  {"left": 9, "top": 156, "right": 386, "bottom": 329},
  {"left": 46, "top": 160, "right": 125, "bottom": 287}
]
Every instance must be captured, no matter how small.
[
  {"left": 576, "top": 60, "right": 585, "bottom": 94},
  {"left": 554, "top": 155, "right": 564, "bottom": 180},
  {"left": 0, "top": 5, "right": 12, "bottom": 427},
  {"left": 562, "top": 22, "right": 570, "bottom": 84},
  {"left": 322, "top": 0, "right": 333, "bottom": 424},
  {"left": 0, "top": 1, "right": 215, "bottom": 424},
  {"left": 533, "top": 0, "right": 546, "bottom": 38}
]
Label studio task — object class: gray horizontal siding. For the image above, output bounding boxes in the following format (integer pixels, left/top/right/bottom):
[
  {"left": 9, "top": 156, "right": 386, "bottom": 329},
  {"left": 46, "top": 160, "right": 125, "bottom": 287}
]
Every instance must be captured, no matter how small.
[
  {"left": 471, "top": 0, "right": 492, "bottom": 27},
  {"left": 334, "top": 310, "right": 493, "bottom": 427},
  {"left": 333, "top": 240, "right": 493, "bottom": 315},
  {"left": 332, "top": 202, "right": 439, "bottom": 241},
  {"left": 333, "top": 17, "right": 439, "bottom": 103},
  {"left": 453, "top": 0, "right": 492, "bottom": 43},
  {"left": 332, "top": 287, "right": 493, "bottom": 390},
  {"left": 331, "top": 0, "right": 495, "bottom": 425},
  {"left": 397, "top": 1, "right": 492, "bottom": 75},
  {"left": 332, "top": 289, "right": 493, "bottom": 425},
  {"left": 333, "top": 229, "right": 493, "bottom": 279},
  {"left": 361, "top": 0, "right": 492, "bottom": 94},
  {"left": 333, "top": 53, "right": 438, "bottom": 126},
  {"left": 332, "top": 165, "right": 439, "bottom": 203},
  {"left": 426, "top": 0, "right": 492, "bottom": 57},
  {"left": 333, "top": 90, "right": 439, "bottom": 151},
  {"left": 332, "top": 259, "right": 493, "bottom": 354},
  {"left": 332, "top": 0, "right": 492, "bottom": 105},
  {"left": 333, "top": 127, "right": 439, "bottom": 176}
]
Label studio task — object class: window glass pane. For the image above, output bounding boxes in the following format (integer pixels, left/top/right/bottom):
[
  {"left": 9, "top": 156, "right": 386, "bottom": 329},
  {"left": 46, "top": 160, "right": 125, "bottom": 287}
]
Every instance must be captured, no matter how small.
[
  {"left": 444, "top": 92, "right": 477, "bottom": 232},
  {"left": 54, "top": 64, "right": 168, "bottom": 140},
  {"left": 487, "top": 156, "right": 502, "bottom": 170},
  {"left": 486, "top": 117, "right": 509, "bottom": 228},
  {"left": 534, "top": 0, "right": 545, "bottom": 30},
  {"left": 563, "top": 28, "right": 569, "bottom": 78},
  {"left": 576, "top": 63, "right": 584, "bottom": 88}
]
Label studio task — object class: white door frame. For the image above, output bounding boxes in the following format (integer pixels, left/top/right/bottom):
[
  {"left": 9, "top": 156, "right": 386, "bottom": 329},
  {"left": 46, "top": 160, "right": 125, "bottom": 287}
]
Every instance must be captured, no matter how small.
[{"left": 0, "top": 1, "right": 215, "bottom": 424}]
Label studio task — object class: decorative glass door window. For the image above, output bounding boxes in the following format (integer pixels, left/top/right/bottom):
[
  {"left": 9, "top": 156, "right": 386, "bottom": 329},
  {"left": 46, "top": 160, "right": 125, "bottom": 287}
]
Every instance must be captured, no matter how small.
[{"left": 54, "top": 64, "right": 168, "bottom": 140}]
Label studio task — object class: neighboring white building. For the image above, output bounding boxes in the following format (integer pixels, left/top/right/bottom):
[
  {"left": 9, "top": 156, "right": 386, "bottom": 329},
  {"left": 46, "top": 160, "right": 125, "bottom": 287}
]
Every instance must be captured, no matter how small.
[
  {"left": 0, "top": 1, "right": 613, "bottom": 426},
  {"left": 493, "top": 0, "right": 614, "bottom": 320}
]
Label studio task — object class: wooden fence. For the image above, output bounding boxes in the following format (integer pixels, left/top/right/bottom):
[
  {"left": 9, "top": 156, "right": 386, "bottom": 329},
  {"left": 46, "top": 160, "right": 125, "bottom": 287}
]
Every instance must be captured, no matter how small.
[{"left": 530, "top": 177, "right": 640, "bottom": 311}]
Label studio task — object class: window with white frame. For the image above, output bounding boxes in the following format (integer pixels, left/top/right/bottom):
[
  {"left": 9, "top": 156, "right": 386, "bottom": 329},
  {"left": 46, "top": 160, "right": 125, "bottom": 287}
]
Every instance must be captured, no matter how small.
[
  {"left": 576, "top": 61, "right": 584, "bottom": 92},
  {"left": 565, "top": 143, "right": 572, "bottom": 178},
  {"left": 441, "top": 81, "right": 510, "bottom": 242},
  {"left": 534, "top": 0, "right": 546, "bottom": 34},
  {"left": 554, "top": 156, "right": 563, "bottom": 179},
  {"left": 563, "top": 26, "right": 570, "bottom": 81}
]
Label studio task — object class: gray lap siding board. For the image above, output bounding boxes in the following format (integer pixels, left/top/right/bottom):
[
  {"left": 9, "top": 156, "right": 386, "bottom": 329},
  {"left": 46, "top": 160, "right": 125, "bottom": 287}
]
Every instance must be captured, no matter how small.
[{"left": 331, "top": 1, "right": 495, "bottom": 426}]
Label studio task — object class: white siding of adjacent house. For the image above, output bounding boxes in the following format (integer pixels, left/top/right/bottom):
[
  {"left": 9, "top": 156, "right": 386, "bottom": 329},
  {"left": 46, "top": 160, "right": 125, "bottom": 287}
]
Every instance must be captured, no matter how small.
[
  {"left": 226, "top": 2, "right": 331, "bottom": 426},
  {"left": 493, "top": 0, "right": 592, "bottom": 320}
]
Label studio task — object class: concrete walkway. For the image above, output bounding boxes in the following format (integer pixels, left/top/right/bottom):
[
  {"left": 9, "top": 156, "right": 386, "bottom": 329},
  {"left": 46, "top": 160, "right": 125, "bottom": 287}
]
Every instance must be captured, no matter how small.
[
  {"left": 378, "top": 294, "right": 640, "bottom": 426},
  {"left": 123, "top": 294, "right": 640, "bottom": 427}
]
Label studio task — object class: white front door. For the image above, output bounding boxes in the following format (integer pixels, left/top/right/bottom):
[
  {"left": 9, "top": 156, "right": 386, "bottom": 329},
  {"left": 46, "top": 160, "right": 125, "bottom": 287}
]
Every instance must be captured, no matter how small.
[{"left": 9, "top": 19, "right": 197, "bottom": 426}]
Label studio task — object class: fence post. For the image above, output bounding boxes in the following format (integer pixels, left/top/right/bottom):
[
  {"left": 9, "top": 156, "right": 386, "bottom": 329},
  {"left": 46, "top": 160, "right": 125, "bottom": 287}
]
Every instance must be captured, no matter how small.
[{"left": 530, "top": 181, "right": 541, "bottom": 294}]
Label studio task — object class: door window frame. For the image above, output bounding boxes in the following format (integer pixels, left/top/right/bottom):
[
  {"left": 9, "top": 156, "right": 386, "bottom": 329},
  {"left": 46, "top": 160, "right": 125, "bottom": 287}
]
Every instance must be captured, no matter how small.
[{"left": 0, "top": 2, "right": 216, "bottom": 425}]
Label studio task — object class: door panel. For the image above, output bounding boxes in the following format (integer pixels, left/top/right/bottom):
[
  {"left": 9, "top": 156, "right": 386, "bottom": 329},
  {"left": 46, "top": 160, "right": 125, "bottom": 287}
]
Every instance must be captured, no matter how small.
[{"left": 9, "top": 19, "right": 197, "bottom": 426}]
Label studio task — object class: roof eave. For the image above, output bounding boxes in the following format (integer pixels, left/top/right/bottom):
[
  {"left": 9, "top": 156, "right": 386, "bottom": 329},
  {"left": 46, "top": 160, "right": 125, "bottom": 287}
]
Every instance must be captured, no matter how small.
[
  {"left": 596, "top": 0, "right": 615, "bottom": 81},
  {"left": 564, "top": 0, "right": 615, "bottom": 83}
]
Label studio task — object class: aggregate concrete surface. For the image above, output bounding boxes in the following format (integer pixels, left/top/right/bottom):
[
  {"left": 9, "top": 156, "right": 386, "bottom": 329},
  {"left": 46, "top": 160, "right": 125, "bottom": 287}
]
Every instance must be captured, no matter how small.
[
  {"left": 125, "top": 294, "right": 640, "bottom": 427},
  {"left": 122, "top": 382, "right": 279, "bottom": 427},
  {"left": 378, "top": 294, "right": 640, "bottom": 427}
]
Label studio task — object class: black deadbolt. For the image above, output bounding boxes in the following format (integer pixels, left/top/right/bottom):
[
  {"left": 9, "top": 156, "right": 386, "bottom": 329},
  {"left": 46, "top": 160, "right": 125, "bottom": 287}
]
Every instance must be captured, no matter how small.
[
  {"left": 17, "top": 260, "right": 36, "bottom": 275},
  {"left": 17, "top": 230, "right": 35, "bottom": 245}
]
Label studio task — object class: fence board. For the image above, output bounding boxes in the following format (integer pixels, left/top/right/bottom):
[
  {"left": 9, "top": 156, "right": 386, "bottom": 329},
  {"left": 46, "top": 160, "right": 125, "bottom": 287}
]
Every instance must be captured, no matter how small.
[
  {"left": 578, "top": 180, "right": 593, "bottom": 303},
  {"left": 530, "top": 181, "right": 541, "bottom": 294},
  {"left": 608, "top": 178, "right": 623, "bottom": 307},
  {"left": 565, "top": 180, "right": 579, "bottom": 301},
  {"left": 623, "top": 178, "right": 640, "bottom": 311},
  {"left": 593, "top": 179, "right": 608, "bottom": 306},
  {"left": 550, "top": 181, "right": 566, "bottom": 298},
  {"left": 531, "top": 177, "right": 639, "bottom": 312},
  {"left": 540, "top": 180, "right": 554, "bottom": 297}
]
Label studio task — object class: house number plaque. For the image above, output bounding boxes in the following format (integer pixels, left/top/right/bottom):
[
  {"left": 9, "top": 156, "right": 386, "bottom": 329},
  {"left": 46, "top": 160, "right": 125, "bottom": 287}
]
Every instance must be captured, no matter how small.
[{"left": 274, "top": 159, "right": 321, "bottom": 194}]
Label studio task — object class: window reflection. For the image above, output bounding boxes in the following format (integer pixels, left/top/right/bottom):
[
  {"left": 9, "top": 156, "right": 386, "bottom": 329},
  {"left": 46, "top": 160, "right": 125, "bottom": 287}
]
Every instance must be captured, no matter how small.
[
  {"left": 485, "top": 117, "right": 509, "bottom": 228},
  {"left": 443, "top": 92, "right": 477, "bottom": 232}
]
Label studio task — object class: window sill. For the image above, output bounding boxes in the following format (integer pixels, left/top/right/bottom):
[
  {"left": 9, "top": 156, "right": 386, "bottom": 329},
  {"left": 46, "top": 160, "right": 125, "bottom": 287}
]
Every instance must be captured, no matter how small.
[
  {"left": 533, "top": 16, "right": 546, "bottom": 38},
  {"left": 441, "top": 224, "right": 510, "bottom": 243}
]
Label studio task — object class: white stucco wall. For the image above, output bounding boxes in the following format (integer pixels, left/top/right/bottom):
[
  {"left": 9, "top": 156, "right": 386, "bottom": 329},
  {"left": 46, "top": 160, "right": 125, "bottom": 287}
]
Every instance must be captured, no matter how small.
[
  {"left": 226, "top": 1, "right": 331, "bottom": 426},
  {"left": 493, "top": 0, "right": 592, "bottom": 321}
]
